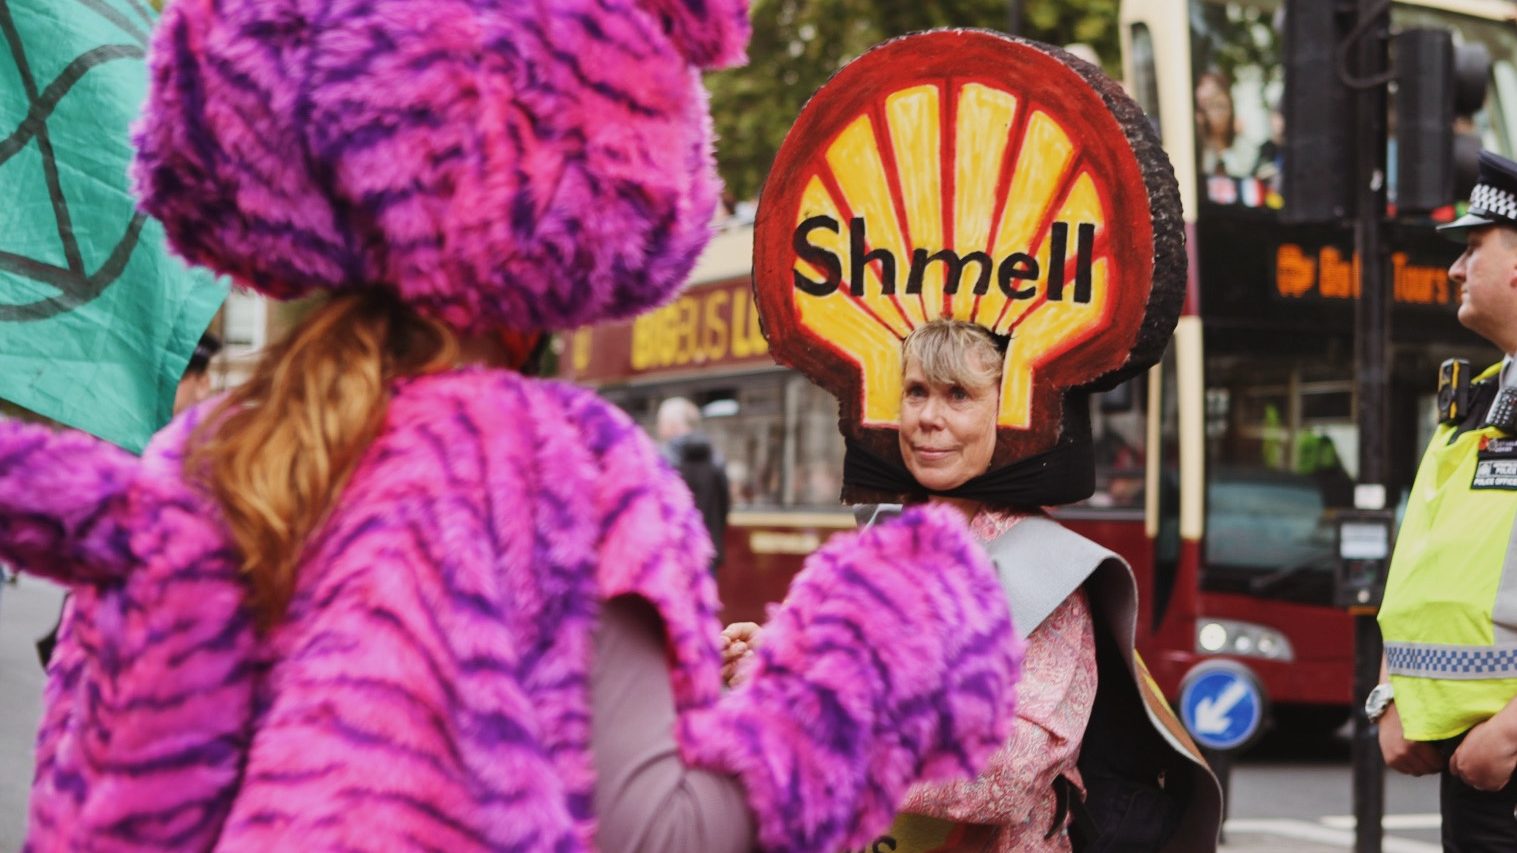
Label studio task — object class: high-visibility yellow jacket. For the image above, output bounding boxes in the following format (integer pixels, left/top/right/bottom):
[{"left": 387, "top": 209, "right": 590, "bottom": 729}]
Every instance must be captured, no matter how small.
[{"left": 1379, "top": 363, "right": 1517, "bottom": 741}]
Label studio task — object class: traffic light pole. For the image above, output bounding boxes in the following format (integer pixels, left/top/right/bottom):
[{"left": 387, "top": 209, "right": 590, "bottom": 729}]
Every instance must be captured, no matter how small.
[{"left": 1349, "top": 1, "right": 1390, "bottom": 851}]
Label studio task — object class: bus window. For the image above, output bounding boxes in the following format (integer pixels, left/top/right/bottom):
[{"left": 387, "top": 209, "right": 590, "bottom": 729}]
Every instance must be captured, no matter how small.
[
  {"left": 1153, "top": 344, "right": 1182, "bottom": 631},
  {"left": 1191, "top": 1, "right": 1283, "bottom": 203},
  {"left": 1129, "top": 22, "right": 1162, "bottom": 139},
  {"left": 1204, "top": 356, "right": 1352, "bottom": 601},
  {"left": 785, "top": 377, "right": 846, "bottom": 507},
  {"left": 1189, "top": 0, "right": 1517, "bottom": 211},
  {"left": 706, "top": 378, "right": 785, "bottom": 508},
  {"left": 1079, "top": 378, "right": 1148, "bottom": 510}
]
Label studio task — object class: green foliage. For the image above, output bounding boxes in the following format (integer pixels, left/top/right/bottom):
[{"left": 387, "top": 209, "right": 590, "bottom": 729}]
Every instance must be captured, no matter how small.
[
  {"left": 1191, "top": 2, "right": 1281, "bottom": 87},
  {"left": 706, "top": 0, "right": 1121, "bottom": 200}
]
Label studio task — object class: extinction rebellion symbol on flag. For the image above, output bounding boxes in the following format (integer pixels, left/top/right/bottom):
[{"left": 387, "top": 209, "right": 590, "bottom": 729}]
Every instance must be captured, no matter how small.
[
  {"left": 0, "top": 0, "right": 148, "bottom": 322},
  {"left": 0, "top": 0, "right": 226, "bottom": 453}
]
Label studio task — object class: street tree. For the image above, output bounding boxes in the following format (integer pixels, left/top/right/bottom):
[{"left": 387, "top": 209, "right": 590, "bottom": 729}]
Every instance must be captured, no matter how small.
[{"left": 706, "top": 0, "right": 1121, "bottom": 201}]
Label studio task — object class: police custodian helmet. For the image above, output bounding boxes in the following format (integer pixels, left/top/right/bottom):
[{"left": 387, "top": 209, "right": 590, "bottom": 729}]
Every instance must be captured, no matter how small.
[{"left": 1438, "top": 149, "right": 1517, "bottom": 241}]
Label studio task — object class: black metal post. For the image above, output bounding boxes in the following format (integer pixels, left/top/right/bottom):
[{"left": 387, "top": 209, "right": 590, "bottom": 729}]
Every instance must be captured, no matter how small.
[
  {"left": 1007, "top": 0, "right": 1022, "bottom": 37},
  {"left": 1350, "top": 1, "right": 1390, "bottom": 851},
  {"left": 1203, "top": 748, "right": 1233, "bottom": 844}
]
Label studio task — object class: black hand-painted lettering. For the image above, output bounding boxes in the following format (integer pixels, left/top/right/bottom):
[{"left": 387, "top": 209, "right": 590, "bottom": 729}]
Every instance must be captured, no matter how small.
[
  {"left": 906, "top": 248, "right": 993, "bottom": 295},
  {"left": 793, "top": 215, "right": 842, "bottom": 296},
  {"left": 998, "top": 252, "right": 1039, "bottom": 298},
  {"left": 1046, "top": 221, "right": 1068, "bottom": 301},
  {"left": 850, "top": 217, "right": 896, "bottom": 296},
  {"left": 1074, "top": 222, "right": 1095, "bottom": 303}
]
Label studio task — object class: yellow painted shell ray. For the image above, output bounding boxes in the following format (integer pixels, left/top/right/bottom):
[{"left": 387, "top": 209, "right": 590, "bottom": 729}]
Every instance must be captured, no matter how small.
[
  {"left": 951, "top": 82, "right": 1021, "bottom": 322},
  {"left": 998, "top": 168, "right": 1117, "bottom": 429},
  {"left": 792, "top": 170, "right": 911, "bottom": 426}
]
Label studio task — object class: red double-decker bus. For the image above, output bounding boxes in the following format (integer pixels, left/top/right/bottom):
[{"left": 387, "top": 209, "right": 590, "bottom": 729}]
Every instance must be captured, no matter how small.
[{"left": 558, "top": 0, "right": 1517, "bottom": 740}]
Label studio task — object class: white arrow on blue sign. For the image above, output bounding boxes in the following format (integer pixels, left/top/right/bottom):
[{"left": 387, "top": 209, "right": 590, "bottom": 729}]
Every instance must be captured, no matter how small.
[{"left": 1179, "top": 661, "right": 1266, "bottom": 752}]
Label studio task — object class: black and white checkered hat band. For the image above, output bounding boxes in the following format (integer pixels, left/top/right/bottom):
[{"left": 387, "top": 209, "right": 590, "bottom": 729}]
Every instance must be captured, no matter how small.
[{"left": 1470, "top": 183, "right": 1517, "bottom": 222}]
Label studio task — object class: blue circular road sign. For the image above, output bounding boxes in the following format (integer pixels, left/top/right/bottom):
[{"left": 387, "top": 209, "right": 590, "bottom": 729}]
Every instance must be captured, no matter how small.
[{"left": 1179, "top": 660, "right": 1266, "bottom": 752}]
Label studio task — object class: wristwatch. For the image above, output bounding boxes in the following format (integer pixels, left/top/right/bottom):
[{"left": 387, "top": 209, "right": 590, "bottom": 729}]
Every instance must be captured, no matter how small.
[{"left": 1365, "top": 683, "right": 1395, "bottom": 723}]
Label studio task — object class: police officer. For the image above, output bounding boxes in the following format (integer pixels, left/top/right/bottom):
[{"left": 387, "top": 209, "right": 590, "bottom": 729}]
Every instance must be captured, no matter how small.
[{"left": 1376, "top": 150, "right": 1517, "bottom": 850}]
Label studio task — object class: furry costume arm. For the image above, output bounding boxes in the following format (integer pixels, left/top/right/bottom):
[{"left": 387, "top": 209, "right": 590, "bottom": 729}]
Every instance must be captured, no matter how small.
[
  {"left": 0, "top": 420, "right": 136, "bottom": 585},
  {"left": 678, "top": 505, "right": 1024, "bottom": 853}
]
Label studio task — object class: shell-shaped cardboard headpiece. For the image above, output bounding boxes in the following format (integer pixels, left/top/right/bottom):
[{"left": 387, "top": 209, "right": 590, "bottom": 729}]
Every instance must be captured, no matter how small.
[{"left": 752, "top": 30, "right": 1184, "bottom": 505}]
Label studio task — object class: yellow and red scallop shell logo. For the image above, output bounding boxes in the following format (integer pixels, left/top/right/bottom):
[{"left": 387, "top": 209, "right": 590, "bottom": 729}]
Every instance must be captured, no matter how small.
[{"left": 753, "top": 30, "right": 1183, "bottom": 474}]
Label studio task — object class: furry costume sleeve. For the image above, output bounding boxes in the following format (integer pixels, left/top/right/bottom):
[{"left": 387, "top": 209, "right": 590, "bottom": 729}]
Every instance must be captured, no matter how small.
[
  {"left": 0, "top": 420, "right": 137, "bottom": 585},
  {"left": 679, "top": 505, "right": 1024, "bottom": 853},
  {"left": 555, "top": 381, "right": 1025, "bottom": 853}
]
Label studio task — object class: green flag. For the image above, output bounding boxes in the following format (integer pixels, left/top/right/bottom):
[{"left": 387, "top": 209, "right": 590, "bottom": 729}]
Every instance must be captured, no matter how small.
[{"left": 0, "top": 0, "right": 227, "bottom": 453}]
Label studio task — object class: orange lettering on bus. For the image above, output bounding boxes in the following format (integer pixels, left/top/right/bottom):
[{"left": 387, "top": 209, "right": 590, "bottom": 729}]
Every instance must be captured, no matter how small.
[
  {"left": 1275, "top": 244, "right": 1316, "bottom": 298},
  {"left": 1391, "top": 252, "right": 1452, "bottom": 306},
  {"left": 1318, "top": 247, "right": 1359, "bottom": 299}
]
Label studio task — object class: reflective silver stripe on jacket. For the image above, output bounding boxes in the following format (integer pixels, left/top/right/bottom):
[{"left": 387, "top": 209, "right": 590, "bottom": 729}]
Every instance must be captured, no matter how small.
[
  {"left": 1385, "top": 641, "right": 1517, "bottom": 680},
  {"left": 1492, "top": 502, "right": 1517, "bottom": 646}
]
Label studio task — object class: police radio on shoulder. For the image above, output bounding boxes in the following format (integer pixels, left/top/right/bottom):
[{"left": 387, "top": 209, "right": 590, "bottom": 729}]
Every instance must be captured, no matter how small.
[{"left": 1487, "top": 387, "right": 1517, "bottom": 434}]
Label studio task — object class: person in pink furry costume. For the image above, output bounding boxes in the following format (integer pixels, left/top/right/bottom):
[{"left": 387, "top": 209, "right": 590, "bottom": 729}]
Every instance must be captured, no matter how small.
[{"left": 0, "top": 1, "right": 1027, "bottom": 851}]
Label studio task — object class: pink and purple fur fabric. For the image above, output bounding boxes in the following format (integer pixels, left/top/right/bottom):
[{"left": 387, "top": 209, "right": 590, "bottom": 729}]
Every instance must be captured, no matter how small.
[{"left": 0, "top": 0, "right": 1026, "bottom": 850}]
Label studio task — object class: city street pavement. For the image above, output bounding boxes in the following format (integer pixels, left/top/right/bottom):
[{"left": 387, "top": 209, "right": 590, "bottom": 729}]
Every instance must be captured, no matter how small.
[
  {"left": 0, "top": 575, "right": 63, "bottom": 852},
  {"left": 1216, "top": 732, "right": 1443, "bottom": 852},
  {"left": 0, "top": 575, "right": 1448, "bottom": 850}
]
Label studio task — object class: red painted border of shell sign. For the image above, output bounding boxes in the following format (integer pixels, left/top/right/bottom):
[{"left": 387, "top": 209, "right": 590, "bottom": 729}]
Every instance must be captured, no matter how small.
[{"left": 752, "top": 30, "right": 1183, "bottom": 469}]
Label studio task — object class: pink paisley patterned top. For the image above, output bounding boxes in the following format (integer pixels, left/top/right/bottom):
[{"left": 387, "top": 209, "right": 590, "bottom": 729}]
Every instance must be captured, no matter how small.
[{"left": 899, "top": 509, "right": 1099, "bottom": 852}]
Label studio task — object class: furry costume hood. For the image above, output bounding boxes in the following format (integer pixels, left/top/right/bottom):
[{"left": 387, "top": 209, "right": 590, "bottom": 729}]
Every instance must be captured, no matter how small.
[{"left": 132, "top": 0, "right": 749, "bottom": 334}]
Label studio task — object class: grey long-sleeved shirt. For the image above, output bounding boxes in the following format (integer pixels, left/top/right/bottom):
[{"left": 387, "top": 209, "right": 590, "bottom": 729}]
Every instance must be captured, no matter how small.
[{"left": 592, "top": 596, "right": 755, "bottom": 853}]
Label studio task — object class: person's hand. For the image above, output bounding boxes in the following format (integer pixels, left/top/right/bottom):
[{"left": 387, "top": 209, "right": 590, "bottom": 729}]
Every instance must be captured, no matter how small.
[
  {"left": 720, "top": 622, "right": 762, "bottom": 687},
  {"left": 1451, "top": 715, "right": 1517, "bottom": 791},
  {"left": 1379, "top": 702, "right": 1444, "bottom": 777}
]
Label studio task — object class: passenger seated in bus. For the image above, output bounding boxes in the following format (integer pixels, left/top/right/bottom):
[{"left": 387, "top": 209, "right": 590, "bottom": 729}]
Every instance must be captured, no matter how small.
[
  {"left": 1254, "top": 107, "right": 1285, "bottom": 191},
  {"left": 726, "top": 319, "right": 1221, "bottom": 851},
  {"left": 1091, "top": 416, "right": 1144, "bottom": 508},
  {"left": 1195, "top": 70, "right": 1256, "bottom": 179}
]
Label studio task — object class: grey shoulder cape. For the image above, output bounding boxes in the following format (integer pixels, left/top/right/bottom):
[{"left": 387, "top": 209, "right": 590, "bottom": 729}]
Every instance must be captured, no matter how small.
[{"left": 858, "top": 505, "right": 1224, "bottom": 852}]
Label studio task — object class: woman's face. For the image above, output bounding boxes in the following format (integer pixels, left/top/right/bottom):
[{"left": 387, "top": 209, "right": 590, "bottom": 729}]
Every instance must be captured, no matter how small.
[
  {"left": 1195, "top": 75, "right": 1233, "bottom": 140},
  {"left": 898, "top": 357, "right": 1000, "bottom": 492}
]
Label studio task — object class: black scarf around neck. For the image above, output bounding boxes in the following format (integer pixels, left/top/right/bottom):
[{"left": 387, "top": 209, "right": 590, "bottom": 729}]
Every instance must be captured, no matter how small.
[{"left": 842, "top": 435, "right": 1095, "bottom": 507}]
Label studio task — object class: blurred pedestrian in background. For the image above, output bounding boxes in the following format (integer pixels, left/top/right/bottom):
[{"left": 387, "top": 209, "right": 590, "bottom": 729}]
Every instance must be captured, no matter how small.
[
  {"left": 173, "top": 332, "right": 222, "bottom": 415},
  {"left": 658, "top": 397, "right": 730, "bottom": 572}
]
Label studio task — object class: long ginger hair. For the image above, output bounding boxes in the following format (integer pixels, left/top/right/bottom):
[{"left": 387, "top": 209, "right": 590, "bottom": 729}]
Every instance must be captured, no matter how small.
[{"left": 188, "top": 290, "right": 458, "bottom": 629}]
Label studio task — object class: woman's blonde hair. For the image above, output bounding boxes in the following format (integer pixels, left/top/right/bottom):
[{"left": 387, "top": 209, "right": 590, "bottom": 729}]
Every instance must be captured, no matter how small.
[
  {"left": 901, "top": 319, "right": 1004, "bottom": 390},
  {"left": 187, "top": 290, "right": 458, "bottom": 629}
]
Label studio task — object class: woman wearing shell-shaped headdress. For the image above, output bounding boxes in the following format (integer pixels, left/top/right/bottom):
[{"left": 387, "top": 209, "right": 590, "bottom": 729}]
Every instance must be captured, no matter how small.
[{"left": 744, "top": 30, "right": 1223, "bottom": 852}]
